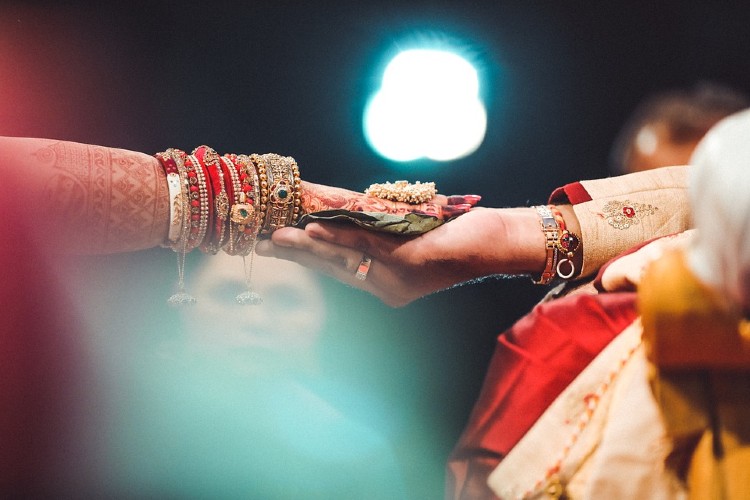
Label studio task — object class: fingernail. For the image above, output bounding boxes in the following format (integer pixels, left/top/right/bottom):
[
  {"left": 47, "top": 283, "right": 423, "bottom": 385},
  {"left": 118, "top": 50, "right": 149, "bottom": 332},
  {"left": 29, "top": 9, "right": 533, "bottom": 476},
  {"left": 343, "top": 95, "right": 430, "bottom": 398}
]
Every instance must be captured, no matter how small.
[
  {"left": 305, "top": 223, "right": 331, "bottom": 239},
  {"left": 447, "top": 195, "right": 482, "bottom": 205}
]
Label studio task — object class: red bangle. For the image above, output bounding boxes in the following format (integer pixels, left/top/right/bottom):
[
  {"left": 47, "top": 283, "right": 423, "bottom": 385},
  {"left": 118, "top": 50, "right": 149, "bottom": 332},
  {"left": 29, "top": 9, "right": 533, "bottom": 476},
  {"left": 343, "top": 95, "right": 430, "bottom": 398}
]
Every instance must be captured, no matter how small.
[
  {"left": 192, "top": 147, "right": 216, "bottom": 253},
  {"left": 155, "top": 151, "right": 179, "bottom": 175},
  {"left": 194, "top": 145, "right": 227, "bottom": 253},
  {"left": 183, "top": 154, "right": 209, "bottom": 251}
]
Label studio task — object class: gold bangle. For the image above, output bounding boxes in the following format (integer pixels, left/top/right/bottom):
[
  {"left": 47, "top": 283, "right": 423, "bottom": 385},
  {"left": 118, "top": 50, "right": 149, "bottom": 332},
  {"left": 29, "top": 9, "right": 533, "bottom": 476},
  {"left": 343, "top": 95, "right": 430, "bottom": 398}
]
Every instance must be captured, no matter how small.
[
  {"left": 222, "top": 154, "right": 242, "bottom": 255},
  {"left": 260, "top": 153, "right": 298, "bottom": 233},
  {"left": 292, "top": 160, "right": 302, "bottom": 224},
  {"left": 251, "top": 153, "right": 270, "bottom": 233},
  {"left": 231, "top": 154, "right": 261, "bottom": 256}
]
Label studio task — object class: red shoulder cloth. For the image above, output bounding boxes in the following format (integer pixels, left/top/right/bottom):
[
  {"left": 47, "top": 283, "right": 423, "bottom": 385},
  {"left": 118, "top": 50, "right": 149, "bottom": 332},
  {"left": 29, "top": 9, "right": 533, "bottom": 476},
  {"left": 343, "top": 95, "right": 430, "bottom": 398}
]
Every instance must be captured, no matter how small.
[{"left": 446, "top": 291, "right": 638, "bottom": 499}]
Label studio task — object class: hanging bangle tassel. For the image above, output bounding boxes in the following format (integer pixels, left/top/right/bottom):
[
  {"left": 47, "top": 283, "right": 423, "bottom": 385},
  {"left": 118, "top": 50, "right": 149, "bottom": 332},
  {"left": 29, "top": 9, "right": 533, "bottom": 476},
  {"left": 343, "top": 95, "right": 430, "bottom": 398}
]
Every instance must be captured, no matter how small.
[{"left": 156, "top": 149, "right": 197, "bottom": 306}]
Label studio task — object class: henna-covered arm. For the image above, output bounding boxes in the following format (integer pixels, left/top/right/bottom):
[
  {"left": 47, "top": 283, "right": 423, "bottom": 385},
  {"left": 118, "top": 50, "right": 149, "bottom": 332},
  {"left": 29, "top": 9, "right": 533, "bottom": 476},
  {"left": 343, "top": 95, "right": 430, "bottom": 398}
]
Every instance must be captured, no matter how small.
[
  {"left": 0, "top": 137, "right": 170, "bottom": 254},
  {"left": 0, "top": 136, "right": 468, "bottom": 255}
]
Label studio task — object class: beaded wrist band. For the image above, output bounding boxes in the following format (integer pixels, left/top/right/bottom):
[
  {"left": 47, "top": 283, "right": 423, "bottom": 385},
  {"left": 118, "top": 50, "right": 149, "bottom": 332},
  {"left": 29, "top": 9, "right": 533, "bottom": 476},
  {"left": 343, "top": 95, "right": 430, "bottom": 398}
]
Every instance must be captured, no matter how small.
[
  {"left": 251, "top": 153, "right": 270, "bottom": 234},
  {"left": 222, "top": 154, "right": 242, "bottom": 255},
  {"left": 183, "top": 155, "right": 209, "bottom": 252},
  {"left": 532, "top": 205, "right": 560, "bottom": 285}
]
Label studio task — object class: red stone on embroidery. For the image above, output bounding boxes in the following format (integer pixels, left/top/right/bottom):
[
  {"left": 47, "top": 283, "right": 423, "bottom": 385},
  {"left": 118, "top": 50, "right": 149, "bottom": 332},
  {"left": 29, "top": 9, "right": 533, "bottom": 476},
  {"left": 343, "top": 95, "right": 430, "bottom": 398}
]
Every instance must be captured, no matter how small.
[{"left": 622, "top": 206, "right": 636, "bottom": 218}]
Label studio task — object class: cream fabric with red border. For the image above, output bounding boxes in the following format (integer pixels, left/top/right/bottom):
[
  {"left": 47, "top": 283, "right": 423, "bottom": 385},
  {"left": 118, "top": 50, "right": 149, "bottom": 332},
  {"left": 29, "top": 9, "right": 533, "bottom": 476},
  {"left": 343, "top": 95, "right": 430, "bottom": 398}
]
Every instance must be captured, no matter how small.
[{"left": 487, "top": 234, "right": 695, "bottom": 499}]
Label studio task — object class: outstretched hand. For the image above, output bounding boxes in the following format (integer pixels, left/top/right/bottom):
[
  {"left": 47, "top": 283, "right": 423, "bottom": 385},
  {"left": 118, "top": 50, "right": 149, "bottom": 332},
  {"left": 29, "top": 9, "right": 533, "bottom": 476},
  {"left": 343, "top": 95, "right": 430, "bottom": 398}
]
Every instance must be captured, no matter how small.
[
  {"left": 256, "top": 207, "right": 538, "bottom": 307},
  {"left": 299, "top": 181, "right": 479, "bottom": 221}
]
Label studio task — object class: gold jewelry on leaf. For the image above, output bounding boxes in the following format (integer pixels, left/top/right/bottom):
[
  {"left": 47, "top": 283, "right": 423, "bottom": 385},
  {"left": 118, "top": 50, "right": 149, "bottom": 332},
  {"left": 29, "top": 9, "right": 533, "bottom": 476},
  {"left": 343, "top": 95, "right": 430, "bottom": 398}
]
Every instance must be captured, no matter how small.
[{"left": 365, "top": 180, "right": 437, "bottom": 205}]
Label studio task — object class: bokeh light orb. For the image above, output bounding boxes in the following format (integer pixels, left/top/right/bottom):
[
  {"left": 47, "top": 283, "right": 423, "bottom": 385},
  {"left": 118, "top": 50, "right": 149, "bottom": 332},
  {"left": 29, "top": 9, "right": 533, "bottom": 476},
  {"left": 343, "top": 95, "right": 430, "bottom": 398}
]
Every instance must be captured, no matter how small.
[{"left": 364, "top": 49, "right": 487, "bottom": 162}]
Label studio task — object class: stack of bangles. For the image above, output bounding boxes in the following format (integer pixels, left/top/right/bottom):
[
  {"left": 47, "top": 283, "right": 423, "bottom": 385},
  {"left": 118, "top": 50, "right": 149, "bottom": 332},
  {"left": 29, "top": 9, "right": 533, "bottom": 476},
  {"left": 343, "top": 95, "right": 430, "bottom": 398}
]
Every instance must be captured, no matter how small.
[
  {"left": 155, "top": 146, "right": 302, "bottom": 256},
  {"left": 155, "top": 146, "right": 302, "bottom": 306},
  {"left": 532, "top": 204, "right": 581, "bottom": 285}
]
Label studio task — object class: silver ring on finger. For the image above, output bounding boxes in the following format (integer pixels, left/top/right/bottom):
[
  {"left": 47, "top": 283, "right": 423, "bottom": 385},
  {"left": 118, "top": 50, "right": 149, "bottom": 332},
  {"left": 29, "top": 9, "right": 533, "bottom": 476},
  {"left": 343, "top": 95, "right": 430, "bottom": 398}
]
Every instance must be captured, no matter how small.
[{"left": 355, "top": 254, "right": 373, "bottom": 281}]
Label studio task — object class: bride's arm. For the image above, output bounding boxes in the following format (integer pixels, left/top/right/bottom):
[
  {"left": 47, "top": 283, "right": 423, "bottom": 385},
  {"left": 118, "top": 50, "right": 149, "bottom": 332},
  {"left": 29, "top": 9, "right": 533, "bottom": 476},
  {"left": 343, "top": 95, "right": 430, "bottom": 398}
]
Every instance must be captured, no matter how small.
[
  {"left": 0, "top": 137, "right": 170, "bottom": 253},
  {"left": 0, "top": 136, "right": 471, "bottom": 254}
]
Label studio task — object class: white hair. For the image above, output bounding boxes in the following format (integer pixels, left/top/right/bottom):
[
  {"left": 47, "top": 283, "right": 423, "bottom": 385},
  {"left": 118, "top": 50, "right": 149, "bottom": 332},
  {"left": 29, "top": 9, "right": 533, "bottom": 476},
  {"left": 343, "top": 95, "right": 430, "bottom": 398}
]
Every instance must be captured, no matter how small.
[{"left": 688, "top": 108, "right": 750, "bottom": 312}]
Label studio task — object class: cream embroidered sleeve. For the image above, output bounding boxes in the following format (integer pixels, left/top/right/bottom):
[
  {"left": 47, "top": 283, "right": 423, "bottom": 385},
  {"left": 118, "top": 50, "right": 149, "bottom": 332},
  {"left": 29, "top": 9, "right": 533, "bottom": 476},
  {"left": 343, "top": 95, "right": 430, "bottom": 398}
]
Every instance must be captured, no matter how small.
[{"left": 554, "top": 166, "right": 691, "bottom": 278}]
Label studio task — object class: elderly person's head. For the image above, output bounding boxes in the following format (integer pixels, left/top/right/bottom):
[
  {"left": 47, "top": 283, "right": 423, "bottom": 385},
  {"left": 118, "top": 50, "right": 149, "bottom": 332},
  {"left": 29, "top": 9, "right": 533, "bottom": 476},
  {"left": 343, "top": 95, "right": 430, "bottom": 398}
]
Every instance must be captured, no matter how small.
[{"left": 687, "top": 108, "right": 750, "bottom": 314}]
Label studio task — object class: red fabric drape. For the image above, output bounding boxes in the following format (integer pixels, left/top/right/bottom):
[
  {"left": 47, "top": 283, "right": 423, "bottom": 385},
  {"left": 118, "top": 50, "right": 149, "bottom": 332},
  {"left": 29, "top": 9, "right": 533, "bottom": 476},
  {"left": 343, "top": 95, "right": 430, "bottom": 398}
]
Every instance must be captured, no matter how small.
[{"left": 446, "top": 292, "right": 638, "bottom": 500}]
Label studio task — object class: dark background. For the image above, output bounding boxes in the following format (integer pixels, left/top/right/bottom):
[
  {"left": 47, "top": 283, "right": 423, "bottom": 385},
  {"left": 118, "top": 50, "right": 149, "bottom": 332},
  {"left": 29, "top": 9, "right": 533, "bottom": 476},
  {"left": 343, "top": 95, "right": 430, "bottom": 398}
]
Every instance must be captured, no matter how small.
[{"left": 2, "top": 1, "right": 750, "bottom": 497}]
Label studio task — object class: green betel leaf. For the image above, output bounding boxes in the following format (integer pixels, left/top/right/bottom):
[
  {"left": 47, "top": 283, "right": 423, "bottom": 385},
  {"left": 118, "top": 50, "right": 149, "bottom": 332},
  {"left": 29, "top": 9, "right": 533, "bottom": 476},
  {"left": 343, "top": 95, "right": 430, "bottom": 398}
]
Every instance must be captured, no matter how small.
[{"left": 296, "top": 210, "right": 444, "bottom": 235}]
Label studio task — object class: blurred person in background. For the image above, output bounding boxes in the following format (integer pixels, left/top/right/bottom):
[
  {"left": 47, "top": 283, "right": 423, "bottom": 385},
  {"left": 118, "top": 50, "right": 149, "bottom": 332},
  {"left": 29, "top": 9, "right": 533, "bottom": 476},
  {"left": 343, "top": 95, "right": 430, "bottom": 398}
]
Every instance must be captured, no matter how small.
[
  {"left": 103, "top": 253, "right": 408, "bottom": 499},
  {"left": 609, "top": 81, "right": 748, "bottom": 175}
]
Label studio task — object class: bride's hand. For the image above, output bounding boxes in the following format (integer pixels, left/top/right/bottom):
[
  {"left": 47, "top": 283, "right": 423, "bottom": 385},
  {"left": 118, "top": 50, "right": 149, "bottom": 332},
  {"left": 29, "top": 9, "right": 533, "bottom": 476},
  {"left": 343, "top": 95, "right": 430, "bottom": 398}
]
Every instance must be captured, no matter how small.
[{"left": 300, "top": 181, "right": 480, "bottom": 220}]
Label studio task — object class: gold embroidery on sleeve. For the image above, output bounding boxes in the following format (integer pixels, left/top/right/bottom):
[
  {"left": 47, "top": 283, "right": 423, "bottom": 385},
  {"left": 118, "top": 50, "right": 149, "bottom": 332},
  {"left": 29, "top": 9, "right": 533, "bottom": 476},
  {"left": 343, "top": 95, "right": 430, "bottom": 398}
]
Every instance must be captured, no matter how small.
[{"left": 599, "top": 200, "right": 658, "bottom": 230}]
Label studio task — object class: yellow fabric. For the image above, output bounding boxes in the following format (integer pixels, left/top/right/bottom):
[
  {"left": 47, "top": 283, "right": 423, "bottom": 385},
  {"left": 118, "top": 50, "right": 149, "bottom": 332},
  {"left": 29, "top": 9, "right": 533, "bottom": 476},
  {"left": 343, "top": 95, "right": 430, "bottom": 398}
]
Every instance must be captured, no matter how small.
[
  {"left": 639, "top": 249, "right": 750, "bottom": 369},
  {"left": 639, "top": 249, "right": 750, "bottom": 499}
]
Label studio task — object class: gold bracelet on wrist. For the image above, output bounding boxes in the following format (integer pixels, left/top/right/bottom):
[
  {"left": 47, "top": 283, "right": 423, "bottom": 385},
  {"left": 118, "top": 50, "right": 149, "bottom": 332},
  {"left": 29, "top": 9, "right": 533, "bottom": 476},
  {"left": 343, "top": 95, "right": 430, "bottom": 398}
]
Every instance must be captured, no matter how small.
[
  {"left": 549, "top": 205, "right": 581, "bottom": 280},
  {"left": 532, "top": 205, "right": 559, "bottom": 285}
]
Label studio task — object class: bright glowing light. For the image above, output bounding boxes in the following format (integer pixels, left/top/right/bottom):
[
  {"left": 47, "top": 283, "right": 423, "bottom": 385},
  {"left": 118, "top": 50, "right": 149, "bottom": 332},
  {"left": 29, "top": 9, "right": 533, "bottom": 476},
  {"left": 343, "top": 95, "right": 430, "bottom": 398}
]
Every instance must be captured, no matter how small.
[{"left": 364, "top": 49, "right": 486, "bottom": 162}]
